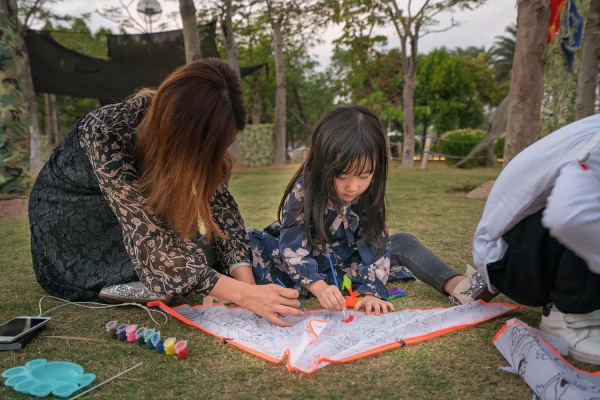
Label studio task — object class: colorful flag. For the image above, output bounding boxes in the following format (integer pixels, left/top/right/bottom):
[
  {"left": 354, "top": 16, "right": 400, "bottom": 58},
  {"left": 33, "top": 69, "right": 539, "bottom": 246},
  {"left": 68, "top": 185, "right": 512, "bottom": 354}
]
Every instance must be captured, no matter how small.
[
  {"left": 561, "top": 0, "right": 584, "bottom": 71},
  {"left": 548, "top": 0, "right": 567, "bottom": 43}
]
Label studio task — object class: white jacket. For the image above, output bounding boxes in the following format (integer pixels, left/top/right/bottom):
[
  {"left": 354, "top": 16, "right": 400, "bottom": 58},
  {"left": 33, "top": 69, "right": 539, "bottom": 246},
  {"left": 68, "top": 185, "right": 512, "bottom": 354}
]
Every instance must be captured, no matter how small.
[{"left": 473, "top": 114, "right": 600, "bottom": 291}]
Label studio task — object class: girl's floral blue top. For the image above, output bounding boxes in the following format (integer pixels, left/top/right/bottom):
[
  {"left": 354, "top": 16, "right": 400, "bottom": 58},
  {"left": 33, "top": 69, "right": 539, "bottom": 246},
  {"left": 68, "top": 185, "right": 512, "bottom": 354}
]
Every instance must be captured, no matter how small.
[{"left": 248, "top": 178, "right": 393, "bottom": 299}]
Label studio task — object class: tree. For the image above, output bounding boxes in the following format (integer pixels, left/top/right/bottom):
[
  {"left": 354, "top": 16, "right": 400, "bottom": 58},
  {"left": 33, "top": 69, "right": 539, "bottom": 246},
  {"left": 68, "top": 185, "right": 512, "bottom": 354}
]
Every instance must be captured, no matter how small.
[
  {"left": 503, "top": 0, "right": 550, "bottom": 166},
  {"left": 332, "top": 0, "right": 487, "bottom": 167},
  {"left": 386, "top": 0, "right": 488, "bottom": 168},
  {"left": 15, "top": 0, "right": 72, "bottom": 178},
  {"left": 0, "top": 0, "right": 29, "bottom": 195},
  {"left": 285, "top": 44, "right": 336, "bottom": 147},
  {"left": 236, "top": 6, "right": 272, "bottom": 124},
  {"left": 96, "top": 0, "right": 172, "bottom": 33},
  {"left": 489, "top": 23, "right": 516, "bottom": 83},
  {"left": 180, "top": 0, "right": 201, "bottom": 62},
  {"left": 263, "top": 0, "right": 322, "bottom": 166},
  {"left": 575, "top": 0, "right": 600, "bottom": 120},
  {"left": 415, "top": 47, "right": 503, "bottom": 138},
  {"left": 329, "top": 13, "right": 403, "bottom": 155},
  {"left": 221, "top": 0, "right": 240, "bottom": 76},
  {"left": 43, "top": 17, "right": 108, "bottom": 143}
]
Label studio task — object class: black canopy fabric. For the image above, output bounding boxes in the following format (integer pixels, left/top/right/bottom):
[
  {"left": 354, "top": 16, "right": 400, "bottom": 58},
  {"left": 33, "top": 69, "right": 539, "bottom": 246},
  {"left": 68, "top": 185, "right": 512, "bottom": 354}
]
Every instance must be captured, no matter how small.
[{"left": 25, "top": 22, "right": 264, "bottom": 103}]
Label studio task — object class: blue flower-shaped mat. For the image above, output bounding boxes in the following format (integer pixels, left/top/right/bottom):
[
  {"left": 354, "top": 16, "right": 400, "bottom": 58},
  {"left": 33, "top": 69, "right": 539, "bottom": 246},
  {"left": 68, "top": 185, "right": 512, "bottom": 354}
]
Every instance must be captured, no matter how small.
[{"left": 2, "top": 358, "right": 96, "bottom": 398}]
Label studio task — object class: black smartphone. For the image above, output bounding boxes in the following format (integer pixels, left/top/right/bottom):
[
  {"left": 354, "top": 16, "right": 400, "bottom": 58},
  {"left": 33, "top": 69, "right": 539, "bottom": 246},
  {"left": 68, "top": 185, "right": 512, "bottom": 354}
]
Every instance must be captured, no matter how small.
[{"left": 0, "top": 316, "right": 51, "bottom": 343}]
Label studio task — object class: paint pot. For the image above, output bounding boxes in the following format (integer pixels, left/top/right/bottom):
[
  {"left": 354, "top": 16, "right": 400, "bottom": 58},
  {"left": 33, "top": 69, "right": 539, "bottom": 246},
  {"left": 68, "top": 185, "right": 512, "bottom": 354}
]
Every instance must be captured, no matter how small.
[
  {"left": 163, "top": 337, "right": 176, "bottom": 356},
  {"left": 117, "top": 324, "right": 128, "bottom": 341},
  {"left": 143, "top": 328, "right": 155, "bottom": 349},
  {"left": 150, "top": 331, "right": 161, "bottom": 348},
  {"left": 105, "top": 320, "right": 118, "bottom": 338},
  {"left": 175, "top": 340, "right": 188, "bottom": 359},
  {"left": 125, "top": 324, "right": 138, "bottom": 343},
  {"left": 155, "top": 340, "right": 165, "bottom": 353},
  {"left": 135, "top": 327, "right": 147, "bottom": 346}
]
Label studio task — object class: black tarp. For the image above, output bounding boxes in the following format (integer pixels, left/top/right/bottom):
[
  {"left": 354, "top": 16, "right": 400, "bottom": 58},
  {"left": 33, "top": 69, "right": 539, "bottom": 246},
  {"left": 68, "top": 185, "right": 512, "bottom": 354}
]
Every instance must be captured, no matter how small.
[{"left": 25, "top": 21, "right": 265, "bottom": 103}]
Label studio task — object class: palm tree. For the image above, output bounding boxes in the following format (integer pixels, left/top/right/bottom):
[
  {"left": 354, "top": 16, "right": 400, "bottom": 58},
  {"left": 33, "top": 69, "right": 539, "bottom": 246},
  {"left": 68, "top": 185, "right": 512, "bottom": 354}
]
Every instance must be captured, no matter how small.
[
  {"left": 451, "top": 45, "right": 489, "bottom": 61},
  {"left": 489, "top": 23, "right": 516, "bottom": 83}
]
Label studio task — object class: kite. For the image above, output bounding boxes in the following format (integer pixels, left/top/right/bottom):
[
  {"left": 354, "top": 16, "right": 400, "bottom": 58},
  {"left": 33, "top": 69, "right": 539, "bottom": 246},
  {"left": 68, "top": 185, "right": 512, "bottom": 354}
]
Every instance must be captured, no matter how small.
[
  {"left": 494, "top": 318, "right": 600, "bottom": 400},
  {"left": 149, "top": 300, "right": 519, "bottom": 373}
]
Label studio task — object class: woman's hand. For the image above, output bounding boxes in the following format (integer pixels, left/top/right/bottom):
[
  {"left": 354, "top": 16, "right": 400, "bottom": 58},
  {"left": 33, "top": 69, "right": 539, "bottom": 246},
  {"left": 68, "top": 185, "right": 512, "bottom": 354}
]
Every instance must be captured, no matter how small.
[
  {"left": 238, "top": 284, "right": 303, "bottom": 327},
  {"left": 209, "top": 276, "right": 302, "bottom": 327},
  {"left": 354, "top": 294, "right": 394, "bottom": 315},
  {"left": 306, "top": 280, "right": 346, "bottom": 312}
]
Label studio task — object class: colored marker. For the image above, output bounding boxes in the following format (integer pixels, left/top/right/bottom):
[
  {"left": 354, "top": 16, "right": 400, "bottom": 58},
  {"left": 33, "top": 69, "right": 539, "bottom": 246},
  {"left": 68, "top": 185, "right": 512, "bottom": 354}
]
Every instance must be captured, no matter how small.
[
  {"left": 326, "top": 248, "right": 347, "bottom": 320},
  {"left": 274, "top": 277, "right": 308, "bottom": 313}
]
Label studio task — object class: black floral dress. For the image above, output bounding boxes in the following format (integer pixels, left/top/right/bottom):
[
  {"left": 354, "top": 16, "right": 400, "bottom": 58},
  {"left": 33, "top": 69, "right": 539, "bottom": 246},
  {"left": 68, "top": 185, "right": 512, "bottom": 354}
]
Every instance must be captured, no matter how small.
[{"left": 29, "top": 96, "right": 251, "bottom": 301}]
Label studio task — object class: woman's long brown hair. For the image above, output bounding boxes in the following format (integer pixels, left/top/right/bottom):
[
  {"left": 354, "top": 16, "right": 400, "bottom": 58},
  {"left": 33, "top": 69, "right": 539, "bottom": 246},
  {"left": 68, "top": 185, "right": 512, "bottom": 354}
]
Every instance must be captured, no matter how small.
[{"left": 136, "top": 58, "right": 247, "bottom": 242}]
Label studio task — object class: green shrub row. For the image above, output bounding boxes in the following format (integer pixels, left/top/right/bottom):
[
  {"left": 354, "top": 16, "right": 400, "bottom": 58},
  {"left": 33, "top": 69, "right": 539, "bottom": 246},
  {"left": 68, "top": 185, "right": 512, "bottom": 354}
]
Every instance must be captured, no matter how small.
[
  {"left": 435, "top": 129, "right": 504, "bottom": 168},
  {"left": 240, "top": 124, "right": 275, "bottom": 168}
]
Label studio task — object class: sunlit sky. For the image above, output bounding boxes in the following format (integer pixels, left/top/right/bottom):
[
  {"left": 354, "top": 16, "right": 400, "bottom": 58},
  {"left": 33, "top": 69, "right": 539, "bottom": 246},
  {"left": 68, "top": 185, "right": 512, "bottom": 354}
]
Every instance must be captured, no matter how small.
[{"left": 45, "top": 0, "right": 518, "bottom": 68}]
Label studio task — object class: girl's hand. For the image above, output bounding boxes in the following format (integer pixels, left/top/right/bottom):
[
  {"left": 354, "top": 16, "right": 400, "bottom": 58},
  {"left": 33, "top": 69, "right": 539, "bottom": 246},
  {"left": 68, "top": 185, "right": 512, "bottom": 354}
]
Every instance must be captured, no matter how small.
[
  {"left": 354, "top": 294, "right": 394, "bottom": 315},
  {"left": 239, "top": 284, "right": 303, "bottom": 327},
  {"left": 306, "top": 280, "right": 346, "bottom": 312}
]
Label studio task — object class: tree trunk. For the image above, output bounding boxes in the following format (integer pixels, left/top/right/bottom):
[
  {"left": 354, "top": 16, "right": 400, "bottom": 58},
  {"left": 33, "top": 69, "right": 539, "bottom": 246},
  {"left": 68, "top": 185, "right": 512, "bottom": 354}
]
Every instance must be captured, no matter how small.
[
  {"left": 384, "top": 119, "right": 392, "bottom": 159},
  {"left": 44, "top": 93, "right": 59, "bottom": 150},
  {"left": 503, "top": 0, "right": 550, "bottom": 166},
  {"left": 401, "top": 71, "right": 416, "bottom": 167},
  {"left": 575, "top": 0, "right": 600, "bottom": 121},
  {"left": 0, "top": 0, "right": 30, "bottom": 194},
  {"left": 271, "top": 21, "right": 287, "bottom": 166},
  {"left": 222, "top": 0, "right": 243, "bottom": 169},
  {"left": 252, "top": 73, "right": 262, "bottom": 124},
  {"left": 21, "top": 31, "right": 42, "bottom": 179},
  {"left": 455, "top": 95, "right": 509, "bottom": 168},
  {"left": 222, "top": 0, "right": 241, "bottom": 78},
  {"left": 179, "top": 0, "right": 201, "bottom": 62}
]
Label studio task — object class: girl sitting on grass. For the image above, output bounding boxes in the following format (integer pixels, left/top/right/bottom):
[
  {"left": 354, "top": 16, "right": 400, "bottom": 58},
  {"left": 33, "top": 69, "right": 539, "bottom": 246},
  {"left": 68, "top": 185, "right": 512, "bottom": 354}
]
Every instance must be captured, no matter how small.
[{"left": 246, "top": 105, "right": 494, "bottom": 315}]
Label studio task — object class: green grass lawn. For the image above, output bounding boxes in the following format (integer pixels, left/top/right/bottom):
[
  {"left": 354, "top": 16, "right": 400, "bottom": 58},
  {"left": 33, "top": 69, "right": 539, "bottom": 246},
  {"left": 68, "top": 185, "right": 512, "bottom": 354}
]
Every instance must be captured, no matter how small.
[{"left": 0, "top": 163, "right": 592, "bottom": 399}]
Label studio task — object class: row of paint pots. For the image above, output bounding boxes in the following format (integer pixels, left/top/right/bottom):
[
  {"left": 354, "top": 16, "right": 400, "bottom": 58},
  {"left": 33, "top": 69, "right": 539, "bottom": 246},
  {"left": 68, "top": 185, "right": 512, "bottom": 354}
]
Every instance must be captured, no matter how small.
[{"left": 105, "top": 320, "right": 188, "bottom": 359}]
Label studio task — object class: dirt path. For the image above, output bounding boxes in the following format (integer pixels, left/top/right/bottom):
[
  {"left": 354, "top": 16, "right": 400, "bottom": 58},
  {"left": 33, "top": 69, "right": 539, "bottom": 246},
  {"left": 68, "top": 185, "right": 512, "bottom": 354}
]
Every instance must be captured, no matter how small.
[{"left": 0, "top": 198, "right": 28, "bottom": 222}]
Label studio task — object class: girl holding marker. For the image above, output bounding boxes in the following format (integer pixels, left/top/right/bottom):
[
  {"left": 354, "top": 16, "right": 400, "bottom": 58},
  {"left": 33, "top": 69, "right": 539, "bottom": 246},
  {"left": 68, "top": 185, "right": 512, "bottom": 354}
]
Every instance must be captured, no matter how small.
[{"left": 247, "top": 106, "right": 493, "bottom": 315}]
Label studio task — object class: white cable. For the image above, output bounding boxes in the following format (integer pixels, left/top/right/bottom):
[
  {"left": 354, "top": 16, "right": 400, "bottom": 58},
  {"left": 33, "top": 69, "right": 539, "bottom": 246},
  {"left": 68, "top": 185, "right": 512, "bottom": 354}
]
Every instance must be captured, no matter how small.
[
  {"left": 37, "top": 296, "right": 169, "bottom": 325},
  {"left": 67, "top": 362, "right": 143, "bottom": 400}
]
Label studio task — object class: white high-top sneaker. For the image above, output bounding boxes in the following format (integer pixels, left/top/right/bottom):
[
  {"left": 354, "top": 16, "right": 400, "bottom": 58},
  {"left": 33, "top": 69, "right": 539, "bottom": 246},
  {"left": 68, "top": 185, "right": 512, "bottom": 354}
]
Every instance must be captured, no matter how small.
[{"left": 539, "top": 305, "right": 600, "bottom": 365}]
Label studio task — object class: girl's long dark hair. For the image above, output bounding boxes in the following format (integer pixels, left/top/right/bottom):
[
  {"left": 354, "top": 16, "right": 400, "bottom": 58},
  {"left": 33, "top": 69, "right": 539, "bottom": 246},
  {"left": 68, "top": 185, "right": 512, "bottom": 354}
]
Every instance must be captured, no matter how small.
[{"left": 277, "top": 105, "right": 389, "bottom": 255}]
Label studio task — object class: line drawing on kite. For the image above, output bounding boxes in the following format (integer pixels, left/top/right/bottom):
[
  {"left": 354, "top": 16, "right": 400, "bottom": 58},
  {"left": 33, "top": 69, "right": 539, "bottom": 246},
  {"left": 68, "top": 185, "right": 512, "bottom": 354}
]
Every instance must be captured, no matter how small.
[
  {"left": 151, "top": 300, "right": 518, "bottom": 373},
  {"left": 494, "top": 319, "right": 600, "bottom": 400}
]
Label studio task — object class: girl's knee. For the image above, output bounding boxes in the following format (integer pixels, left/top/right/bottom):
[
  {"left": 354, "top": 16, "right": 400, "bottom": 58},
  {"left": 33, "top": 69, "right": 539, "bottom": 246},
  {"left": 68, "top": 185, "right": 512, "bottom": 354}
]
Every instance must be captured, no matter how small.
[{"left": 391, "top": 232, "right": 419, "bottom": 247}]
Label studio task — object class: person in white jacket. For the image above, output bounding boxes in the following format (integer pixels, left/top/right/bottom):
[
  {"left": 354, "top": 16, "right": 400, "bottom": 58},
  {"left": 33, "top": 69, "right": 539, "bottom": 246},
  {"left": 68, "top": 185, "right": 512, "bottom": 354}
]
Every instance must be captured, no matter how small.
[{"left": 473, "top": 114, "right": 600, "bottom": 365}]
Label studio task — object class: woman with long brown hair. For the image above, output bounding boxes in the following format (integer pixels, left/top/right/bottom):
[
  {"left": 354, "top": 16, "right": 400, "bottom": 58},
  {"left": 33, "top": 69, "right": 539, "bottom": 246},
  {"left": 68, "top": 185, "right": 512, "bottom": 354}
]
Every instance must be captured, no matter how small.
[{"left": 29, "top": 58, "right": 301, "bottom": 327}]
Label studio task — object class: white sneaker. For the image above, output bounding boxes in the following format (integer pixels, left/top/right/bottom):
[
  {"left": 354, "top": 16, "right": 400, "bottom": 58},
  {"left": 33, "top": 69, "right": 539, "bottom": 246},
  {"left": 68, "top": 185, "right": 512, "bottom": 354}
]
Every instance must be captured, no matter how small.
[
  {"left": 449, "top": 265, "right": 497, "bottom": 305},
  {"left": 539, "top": 306, "right": 600, "bottom": 365},
  {"left": 99, "top": 281, "right": 171, "bottom": 305}
]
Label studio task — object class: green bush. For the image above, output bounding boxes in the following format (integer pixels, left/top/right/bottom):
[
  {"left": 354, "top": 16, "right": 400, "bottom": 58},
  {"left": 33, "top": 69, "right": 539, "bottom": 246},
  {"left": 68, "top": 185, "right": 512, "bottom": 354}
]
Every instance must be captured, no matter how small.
[
  {"left": 436, "top": 129, "right": 486, "bottom": 168},
  {"left": 493, "top": 135, "right": 505, "bottom": 159},
  {"left": 240, "top": 124, "right": 275, "bottom": 167}
]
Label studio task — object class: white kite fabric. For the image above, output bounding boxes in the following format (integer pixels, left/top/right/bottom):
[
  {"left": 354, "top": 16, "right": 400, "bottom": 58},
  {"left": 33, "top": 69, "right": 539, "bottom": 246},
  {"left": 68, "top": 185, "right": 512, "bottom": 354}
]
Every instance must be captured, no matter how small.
[
  {"left": 493, "top": 318, "right": 600, "bottom": 400},
  {"left": 150, "top": 300, "right": 518, "bottom": 373}
]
